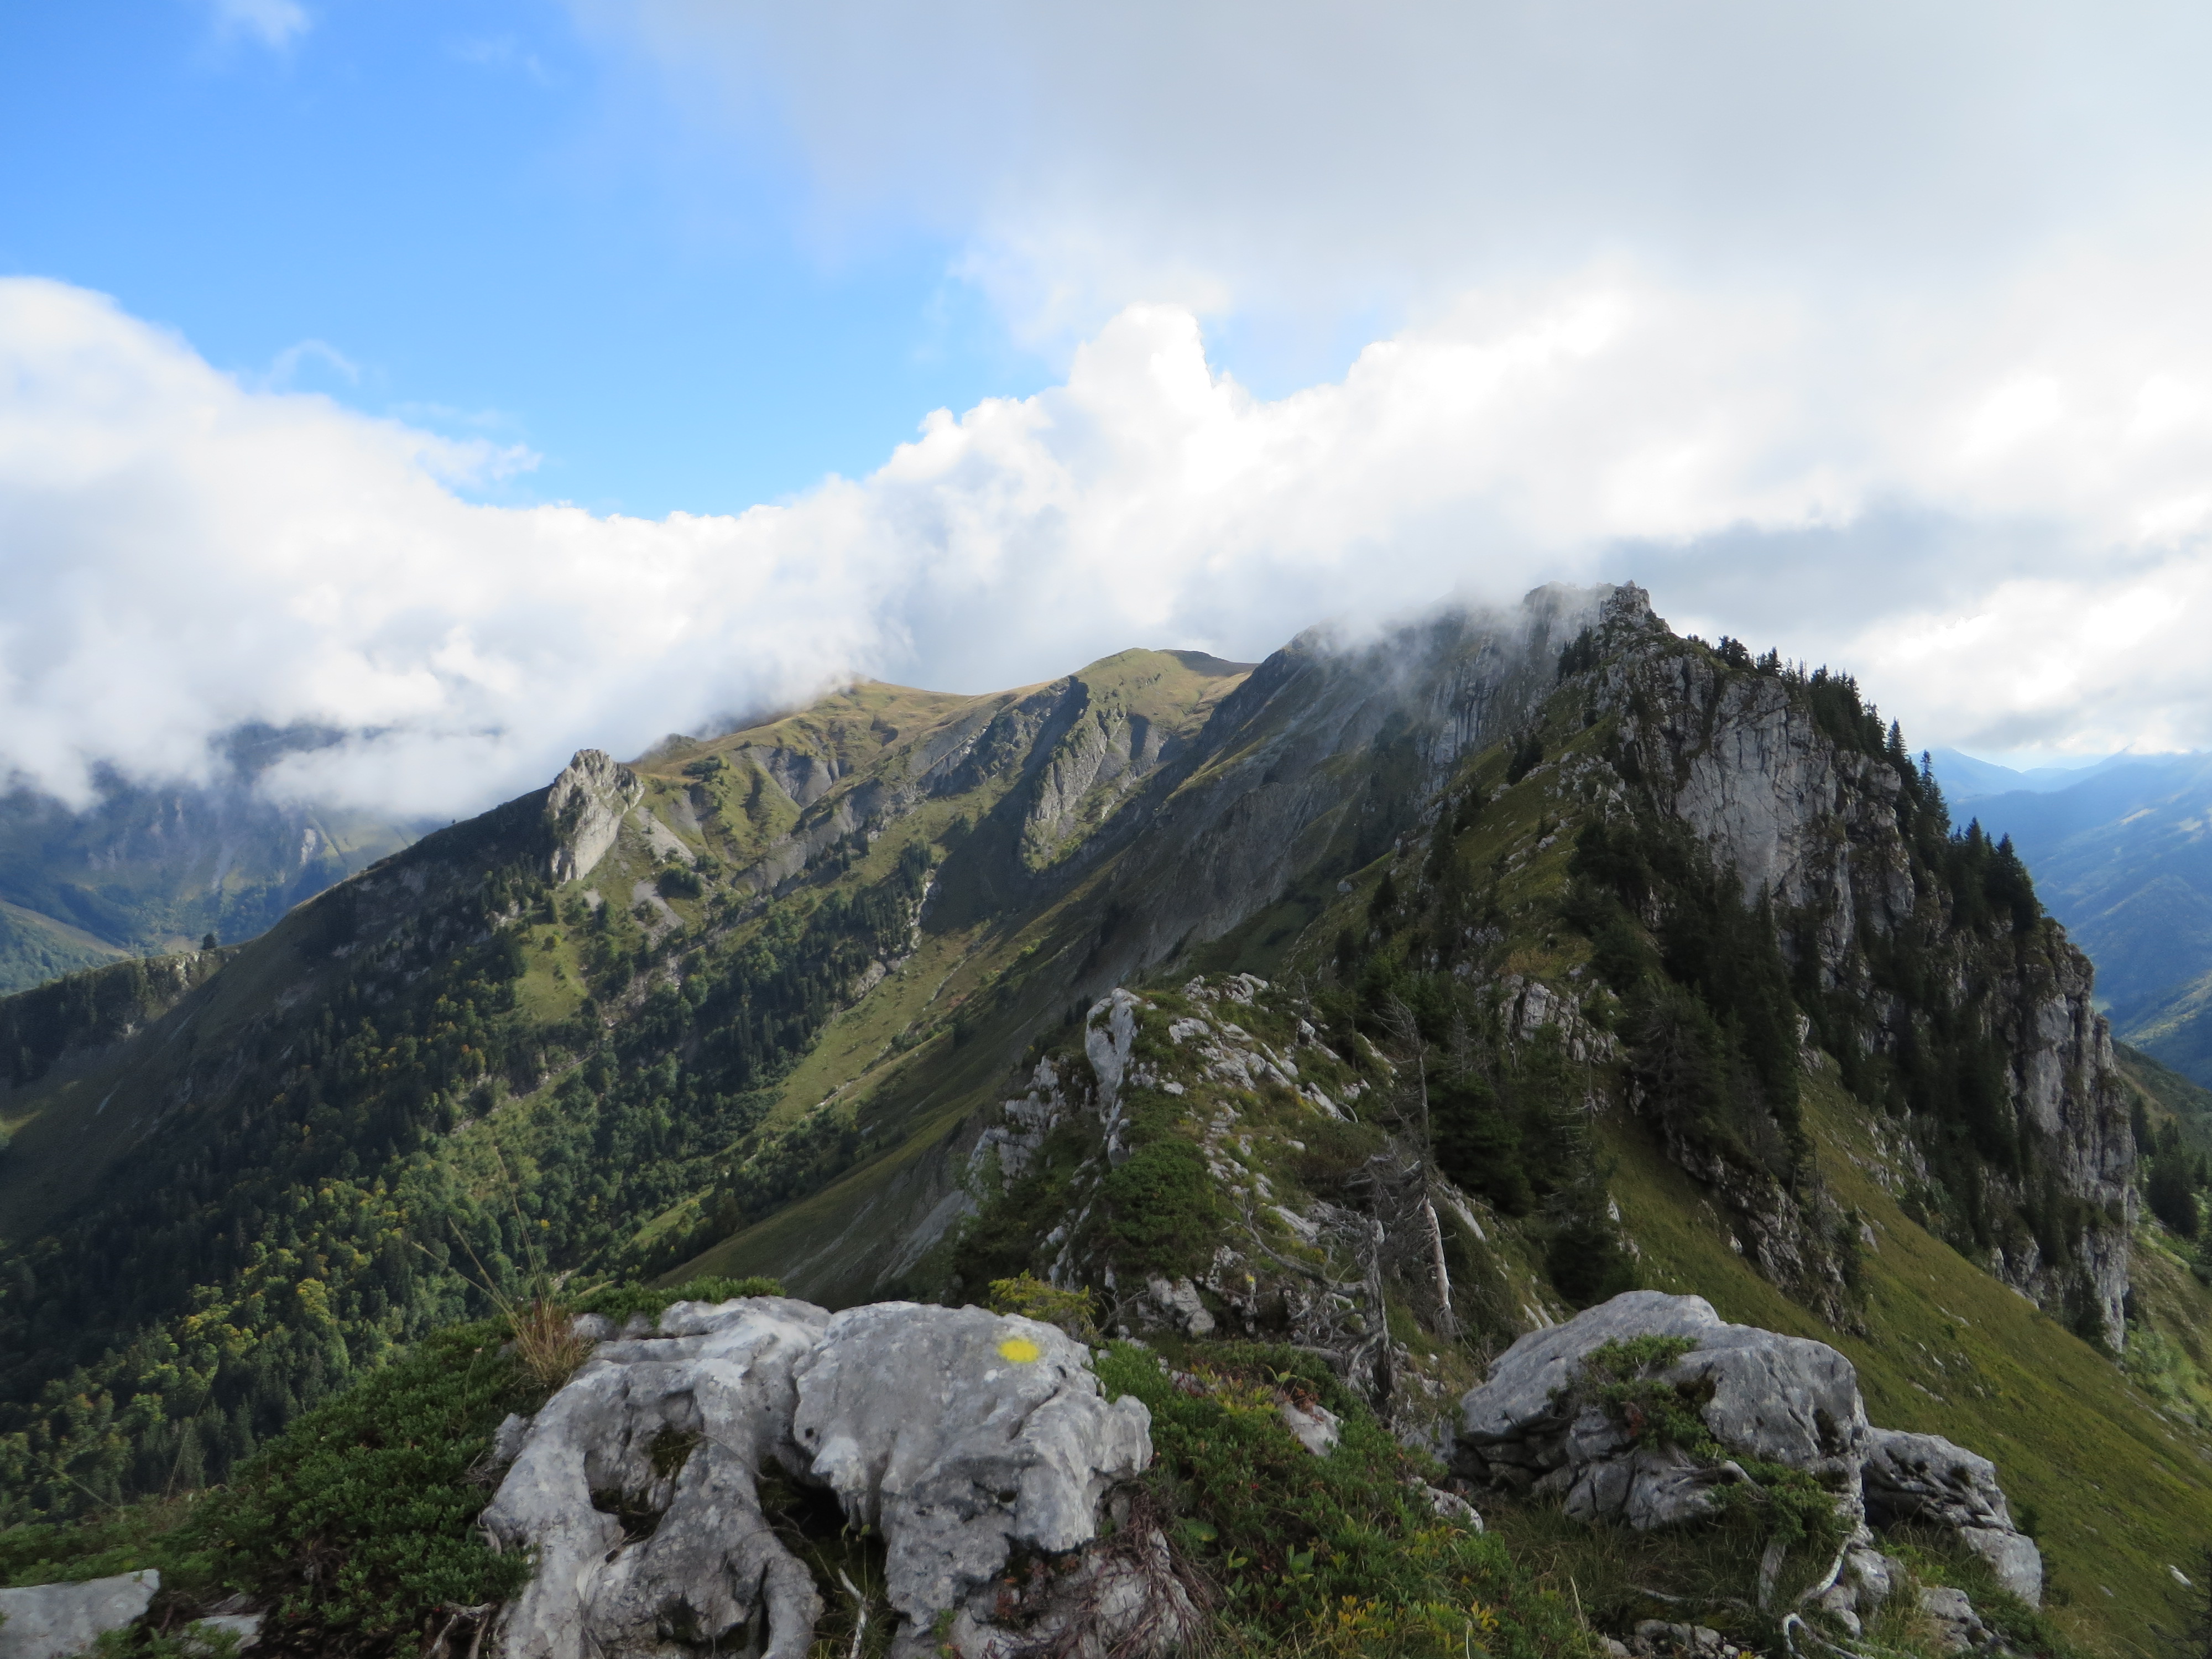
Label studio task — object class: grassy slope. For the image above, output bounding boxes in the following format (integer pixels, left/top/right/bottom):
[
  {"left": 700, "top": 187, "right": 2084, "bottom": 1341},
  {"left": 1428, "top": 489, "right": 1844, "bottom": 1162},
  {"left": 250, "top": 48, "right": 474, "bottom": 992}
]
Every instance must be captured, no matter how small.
[
  {"left": 1605, "top": 1067, "right": 2212, "bottom": 1659},
  {"left": 1182, "top": 687, "right": 2212, "bottom": 1658},
  {"left": 0, "top": 941, "right": 293, "bottom": 1248},
  {"left": 2117, "top": 1041, "right": 2212, "bottom": 1149},
  {"left": 0, "top": 899, "right": 126, "bottom": 995},
  {"left": 2120, "top": 965, "right": 2212, "bottom": 1088},
  {"left": 615, "top": 655, "right": 1256, "bottom": 1290}
]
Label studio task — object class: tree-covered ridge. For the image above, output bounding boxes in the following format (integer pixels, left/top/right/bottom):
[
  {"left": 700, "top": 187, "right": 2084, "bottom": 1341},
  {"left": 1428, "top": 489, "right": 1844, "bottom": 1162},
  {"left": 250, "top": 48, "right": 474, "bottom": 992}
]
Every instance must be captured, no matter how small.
[
  {"left": 0, "top": 656, "right": 1255, "bottom": 1525},
  {"left": 0, "top": 841, "right": 941, "bottom": 1520}
]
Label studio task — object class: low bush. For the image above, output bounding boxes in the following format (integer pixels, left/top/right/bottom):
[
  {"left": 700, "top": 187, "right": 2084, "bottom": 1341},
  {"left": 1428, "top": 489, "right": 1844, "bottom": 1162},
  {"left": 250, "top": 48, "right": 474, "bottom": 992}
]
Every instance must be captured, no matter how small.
[
  {"left": 1095, "top": 1341, "right": 1594, "bottom": 1658},
  {"left": 187, "top": 1320, "right": 539, "bottom": 1650},
  {"left": 570, "top": 1274, "right": 785, "bottom": 1324},
  {"left": 1100, "top": 1139, "right": 1228, "bottom": 1278},
  {"left": 984, "top": 1274, "right": 1099, "bottom": 1342}
]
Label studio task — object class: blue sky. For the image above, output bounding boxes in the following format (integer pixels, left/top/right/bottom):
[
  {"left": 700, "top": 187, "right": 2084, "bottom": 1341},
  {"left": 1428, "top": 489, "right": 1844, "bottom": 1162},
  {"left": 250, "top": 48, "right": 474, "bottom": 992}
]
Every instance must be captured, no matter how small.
[
  {"left": 7, "top": 1, "right": 2212, "bottom": 812},
  {"left": 1, "top": 0, "right": 1036, "bottom": 517}
]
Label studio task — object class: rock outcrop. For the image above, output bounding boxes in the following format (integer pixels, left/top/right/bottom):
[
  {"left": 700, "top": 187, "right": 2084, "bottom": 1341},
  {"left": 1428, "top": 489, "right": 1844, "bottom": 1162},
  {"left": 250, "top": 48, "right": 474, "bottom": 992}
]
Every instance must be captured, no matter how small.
[
  {"left": 1457, "top": 1293, "right": 2042, "bottom": 1614},
  {"left": 1456, "top": 1291, "right": 1867, "bottom": 1530},
  {"left": 483, "top": 1296, "right": 1154, "bottom": 1659},
  {"left": 544, "top": 749, "right": 644, "bottom": 884},
  {"left": 1863, "top": 1428, "right": 2043, "bottom": 1604},
  {"left": 1591, "top": 617, "right": 2136, "bottom": 1348},
  {"left": 0, "top": 1570, "right": 159, "bottom": 1659}
]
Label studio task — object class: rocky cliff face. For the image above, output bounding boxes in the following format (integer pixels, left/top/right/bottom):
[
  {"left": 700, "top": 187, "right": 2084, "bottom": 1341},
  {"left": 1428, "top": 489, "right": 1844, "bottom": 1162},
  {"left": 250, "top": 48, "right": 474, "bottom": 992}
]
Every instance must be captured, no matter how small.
[
  {"left": 1585, "top": 615, "right": 2135, "bottom": 1347},
  {"left": 544, "top": 749, "right": 644, "bottom": 884}
]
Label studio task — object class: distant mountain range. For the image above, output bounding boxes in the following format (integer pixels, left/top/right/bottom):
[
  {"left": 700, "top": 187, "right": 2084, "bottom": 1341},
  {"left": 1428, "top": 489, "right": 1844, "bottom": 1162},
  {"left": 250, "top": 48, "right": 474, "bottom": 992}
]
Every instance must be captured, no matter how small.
[
  {"left": 0, "top": 735, "right": 422, "bottom": 994},
  {"left": 1931, "top": 747, "right": 2212, "bottom": 1083}
]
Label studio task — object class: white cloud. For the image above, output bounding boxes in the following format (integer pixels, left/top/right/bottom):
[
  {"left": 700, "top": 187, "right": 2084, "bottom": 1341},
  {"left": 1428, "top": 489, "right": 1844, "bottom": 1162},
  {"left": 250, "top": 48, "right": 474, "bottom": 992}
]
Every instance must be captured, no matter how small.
[
  {"left": 9, "top": 270, "right": 2212, "bottom": 822},
  {"left": 590, "top": 0, "right": 2212, "bottom": 349},
  {"left": 209, "top": 0, "right": 309, "bottom": 50}
]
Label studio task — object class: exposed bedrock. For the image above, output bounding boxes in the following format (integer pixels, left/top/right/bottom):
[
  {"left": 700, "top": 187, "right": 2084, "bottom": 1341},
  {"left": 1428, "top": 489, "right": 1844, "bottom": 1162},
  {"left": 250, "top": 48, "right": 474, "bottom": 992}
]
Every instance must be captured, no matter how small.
[
  {"left": 1455, "top": 1293, "right": 2042, "bottom": 1619},
  {"left": 482, "top": 1297, "right": 1155, "bottom": 1659},
  {"left": 544, "top": 748, "right": 645, "bottom": 884}
]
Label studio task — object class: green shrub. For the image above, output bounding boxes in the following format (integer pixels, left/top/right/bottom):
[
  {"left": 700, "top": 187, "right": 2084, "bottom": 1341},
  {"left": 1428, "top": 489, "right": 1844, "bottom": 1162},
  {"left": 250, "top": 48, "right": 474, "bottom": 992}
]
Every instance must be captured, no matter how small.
[
  {"left": 572, "top": 1275, "right": 785, "bottom": 1324},
  {"left": 984, "top": 1275, "right": 1099, "bottom": 1342},
  {"left": 0, "top": 1498, "right": 208, "bottom": 1589},
  {"left": 1100, "top": 1139, "right": 1226, "bottom": 1277},
  {"left": 186, "top": 1321, "right": 539, "bottom": 1643},
  {"left": 1096, "top": 1342, "right": 1594, "bottom": 1658}
]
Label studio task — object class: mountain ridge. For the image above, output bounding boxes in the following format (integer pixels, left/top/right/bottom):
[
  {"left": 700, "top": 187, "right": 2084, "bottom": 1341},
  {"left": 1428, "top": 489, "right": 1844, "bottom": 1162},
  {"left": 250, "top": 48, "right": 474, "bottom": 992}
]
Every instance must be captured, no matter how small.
[{"left": 0, "top": 585, "right": 2206, "bottom": 1655}]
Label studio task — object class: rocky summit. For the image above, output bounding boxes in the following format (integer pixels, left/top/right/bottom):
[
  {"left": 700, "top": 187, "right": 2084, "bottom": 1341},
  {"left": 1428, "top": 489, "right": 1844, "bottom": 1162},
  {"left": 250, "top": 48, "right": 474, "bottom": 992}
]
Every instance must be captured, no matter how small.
[{"left": 0, "top": 584, "right": 2208, "bottom": 1659}]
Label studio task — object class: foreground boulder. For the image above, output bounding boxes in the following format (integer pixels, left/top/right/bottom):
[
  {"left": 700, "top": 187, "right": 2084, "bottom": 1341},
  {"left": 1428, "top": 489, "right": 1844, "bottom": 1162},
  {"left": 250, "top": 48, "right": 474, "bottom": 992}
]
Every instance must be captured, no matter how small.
[
  {"left": 483, "top": 1297, "right": 1153, "bottom": 1659},
  {"left": 1864, "top": 1428, "right": 2043, "bottom": 1604},
  {"left": 1456, "top": 1291, "right": 1867, "bottom": 1530},
  {"left": 1455, "top": 1292, "right": 2044, "bottom": 1616},
  {"left": 0, "top": 1571, "right": 159, "bottom": 1659}
]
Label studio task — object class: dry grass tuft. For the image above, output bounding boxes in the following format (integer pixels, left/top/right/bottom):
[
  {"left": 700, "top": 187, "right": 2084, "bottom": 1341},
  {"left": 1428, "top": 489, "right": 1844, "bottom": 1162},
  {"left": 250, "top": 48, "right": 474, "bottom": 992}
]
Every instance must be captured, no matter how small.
[{"left": 509, "top": 1295, "right": 593, "bottom": 1392}]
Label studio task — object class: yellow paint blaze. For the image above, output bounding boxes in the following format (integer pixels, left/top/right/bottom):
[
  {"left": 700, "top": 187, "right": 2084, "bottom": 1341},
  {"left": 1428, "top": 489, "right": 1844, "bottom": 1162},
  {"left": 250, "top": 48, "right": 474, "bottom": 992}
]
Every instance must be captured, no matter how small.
[{"left": 996, "top": 1335, "right": 1042, "bottom": 1364}]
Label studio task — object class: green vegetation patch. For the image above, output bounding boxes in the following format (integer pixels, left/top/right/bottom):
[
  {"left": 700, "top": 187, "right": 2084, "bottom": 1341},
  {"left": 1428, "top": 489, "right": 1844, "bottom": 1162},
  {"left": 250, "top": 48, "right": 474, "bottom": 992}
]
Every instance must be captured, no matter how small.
[
  {"left": 1095, "top": 1341, "right": 1594, "bottom": 1659},
  {"left": 1100, "top": 1137, "right": 1228, "bottom": 1279},
  {"left": 190, "top": 1318, "right": 540, "bottom": 1644}
]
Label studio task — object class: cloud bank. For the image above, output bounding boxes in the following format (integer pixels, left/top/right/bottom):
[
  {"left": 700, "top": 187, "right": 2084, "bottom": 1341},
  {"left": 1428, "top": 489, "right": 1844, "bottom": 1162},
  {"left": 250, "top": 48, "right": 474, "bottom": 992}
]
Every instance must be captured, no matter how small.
[
  {"left": 9, "top": 265, "right": 2212, "bottom": 818},
  {"left": 602, "top": 0, "right": 2212, "bottom": 343}
]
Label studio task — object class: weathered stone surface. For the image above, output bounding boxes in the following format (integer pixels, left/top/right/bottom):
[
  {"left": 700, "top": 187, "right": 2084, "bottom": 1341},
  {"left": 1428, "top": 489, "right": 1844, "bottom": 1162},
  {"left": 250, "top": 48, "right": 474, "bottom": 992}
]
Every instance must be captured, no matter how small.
[
  {"left": 1863, "top": 1428, "right": 2042, "bottom": 1604},
  {"left": 1457, "top": 1292, "right": 1866, "bottom": 1530},
  {"left": 1918, "top": 1584, "right": 1990, "bottom": 1652},
  {"left": 0, "top": 1570, "right": 158, "bottom": 1659},
  {"left": 486, "top": 1297, "right": 1150, "bottom": 1659},
  {"left": 1277, "top": 1397, "right": 1341, "bottom": 1456},
  {"left": 944, "top": 1526, "right": 1202, "bottom": 1659},
  {"left": 1813, "top": 1543, "right": 1904, "bottom": 1638},
  {"left": 1460, "top": 1296, "right": 2042, "bottom": 1629},
  {"left": 483, "top": 1296, "right": 830, "bottom": 1659},
  {"left": 793, "top": 1301, "right": 1151, "bottom": 1645},
  {"left": 544, "top": 749, "right": 643, "bottom": 884}
]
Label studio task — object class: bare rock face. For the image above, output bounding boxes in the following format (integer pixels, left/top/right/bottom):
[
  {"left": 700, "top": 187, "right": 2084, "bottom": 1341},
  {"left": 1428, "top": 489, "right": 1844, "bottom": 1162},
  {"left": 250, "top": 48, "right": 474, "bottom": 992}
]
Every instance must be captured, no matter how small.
[
  {"left": 483, "top": 1297, "right": 830, "bottom": 1659},
  {"left": 1598, "top": 633, "right": 2135, "bottom": 1349},
  {"left": 1457, "top": 1292, "right": 1868, "bottom": 1531},
  {"left": 483, "top": 1297, "right": 1152, "bottom": 1659},
  {"left": 0, "top": 1570, "right": 159, "bottom": 1659},
  {"left": 1863, "top": 1428, "right": 2043, "bottom": 1604},
  {"left": 792, "top": 1302, "right": 1152, "bottom": 1642},
  {"left": 544, "top": 749, "right": 644, "bottom": 884}
]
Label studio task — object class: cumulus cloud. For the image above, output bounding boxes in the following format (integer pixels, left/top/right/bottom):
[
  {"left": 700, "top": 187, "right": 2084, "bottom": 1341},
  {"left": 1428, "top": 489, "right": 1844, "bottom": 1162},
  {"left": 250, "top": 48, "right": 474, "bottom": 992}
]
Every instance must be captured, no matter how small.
[{"left": 8, "top": 269, "right": 2212, "bottom": 819}]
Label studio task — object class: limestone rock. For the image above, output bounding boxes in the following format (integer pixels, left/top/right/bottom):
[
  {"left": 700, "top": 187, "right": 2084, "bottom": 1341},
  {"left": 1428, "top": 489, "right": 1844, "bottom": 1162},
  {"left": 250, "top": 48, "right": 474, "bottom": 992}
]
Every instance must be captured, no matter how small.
[
  {"left": 1863, "top": 1428, "right": 2042, "bottom": 1604},
  {"left": 1618, "top": 640, "right": 2136, "bottom": 1347},
  {"left": 943, "top": 1526, "right": 1202, "bottom": 1659},
  {"left": 792, "top": 1301, "right": 1152, "bottom": 1645},
  {"left": 1143, "top": 1275, "right": 1215, "bottom": 1337},
  {"left": 482, "top": 1296, "right": 831, "bottom": 1659},
  {"left": 1813, "top": 1543, "right": 1904, "bottom": 1638},
  {"left": 1456, "top": 1292, "right": 1866, "bottom": 1530},
  {"left": 1277, "top": 1397, "right": 1342, "bottom": 1456},
  {"left": 485, "top": 1297, "right": 1151, "bottom": 1659},
  {"left": 0, "top": 1571, "right": 159, "bottom": 1659},
  {"left": 1917, "top": 1584, "right": 1990, "bottom": 1653},
  {"left": 544, "top": 749, "right": 644, "bottom": 884}
]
